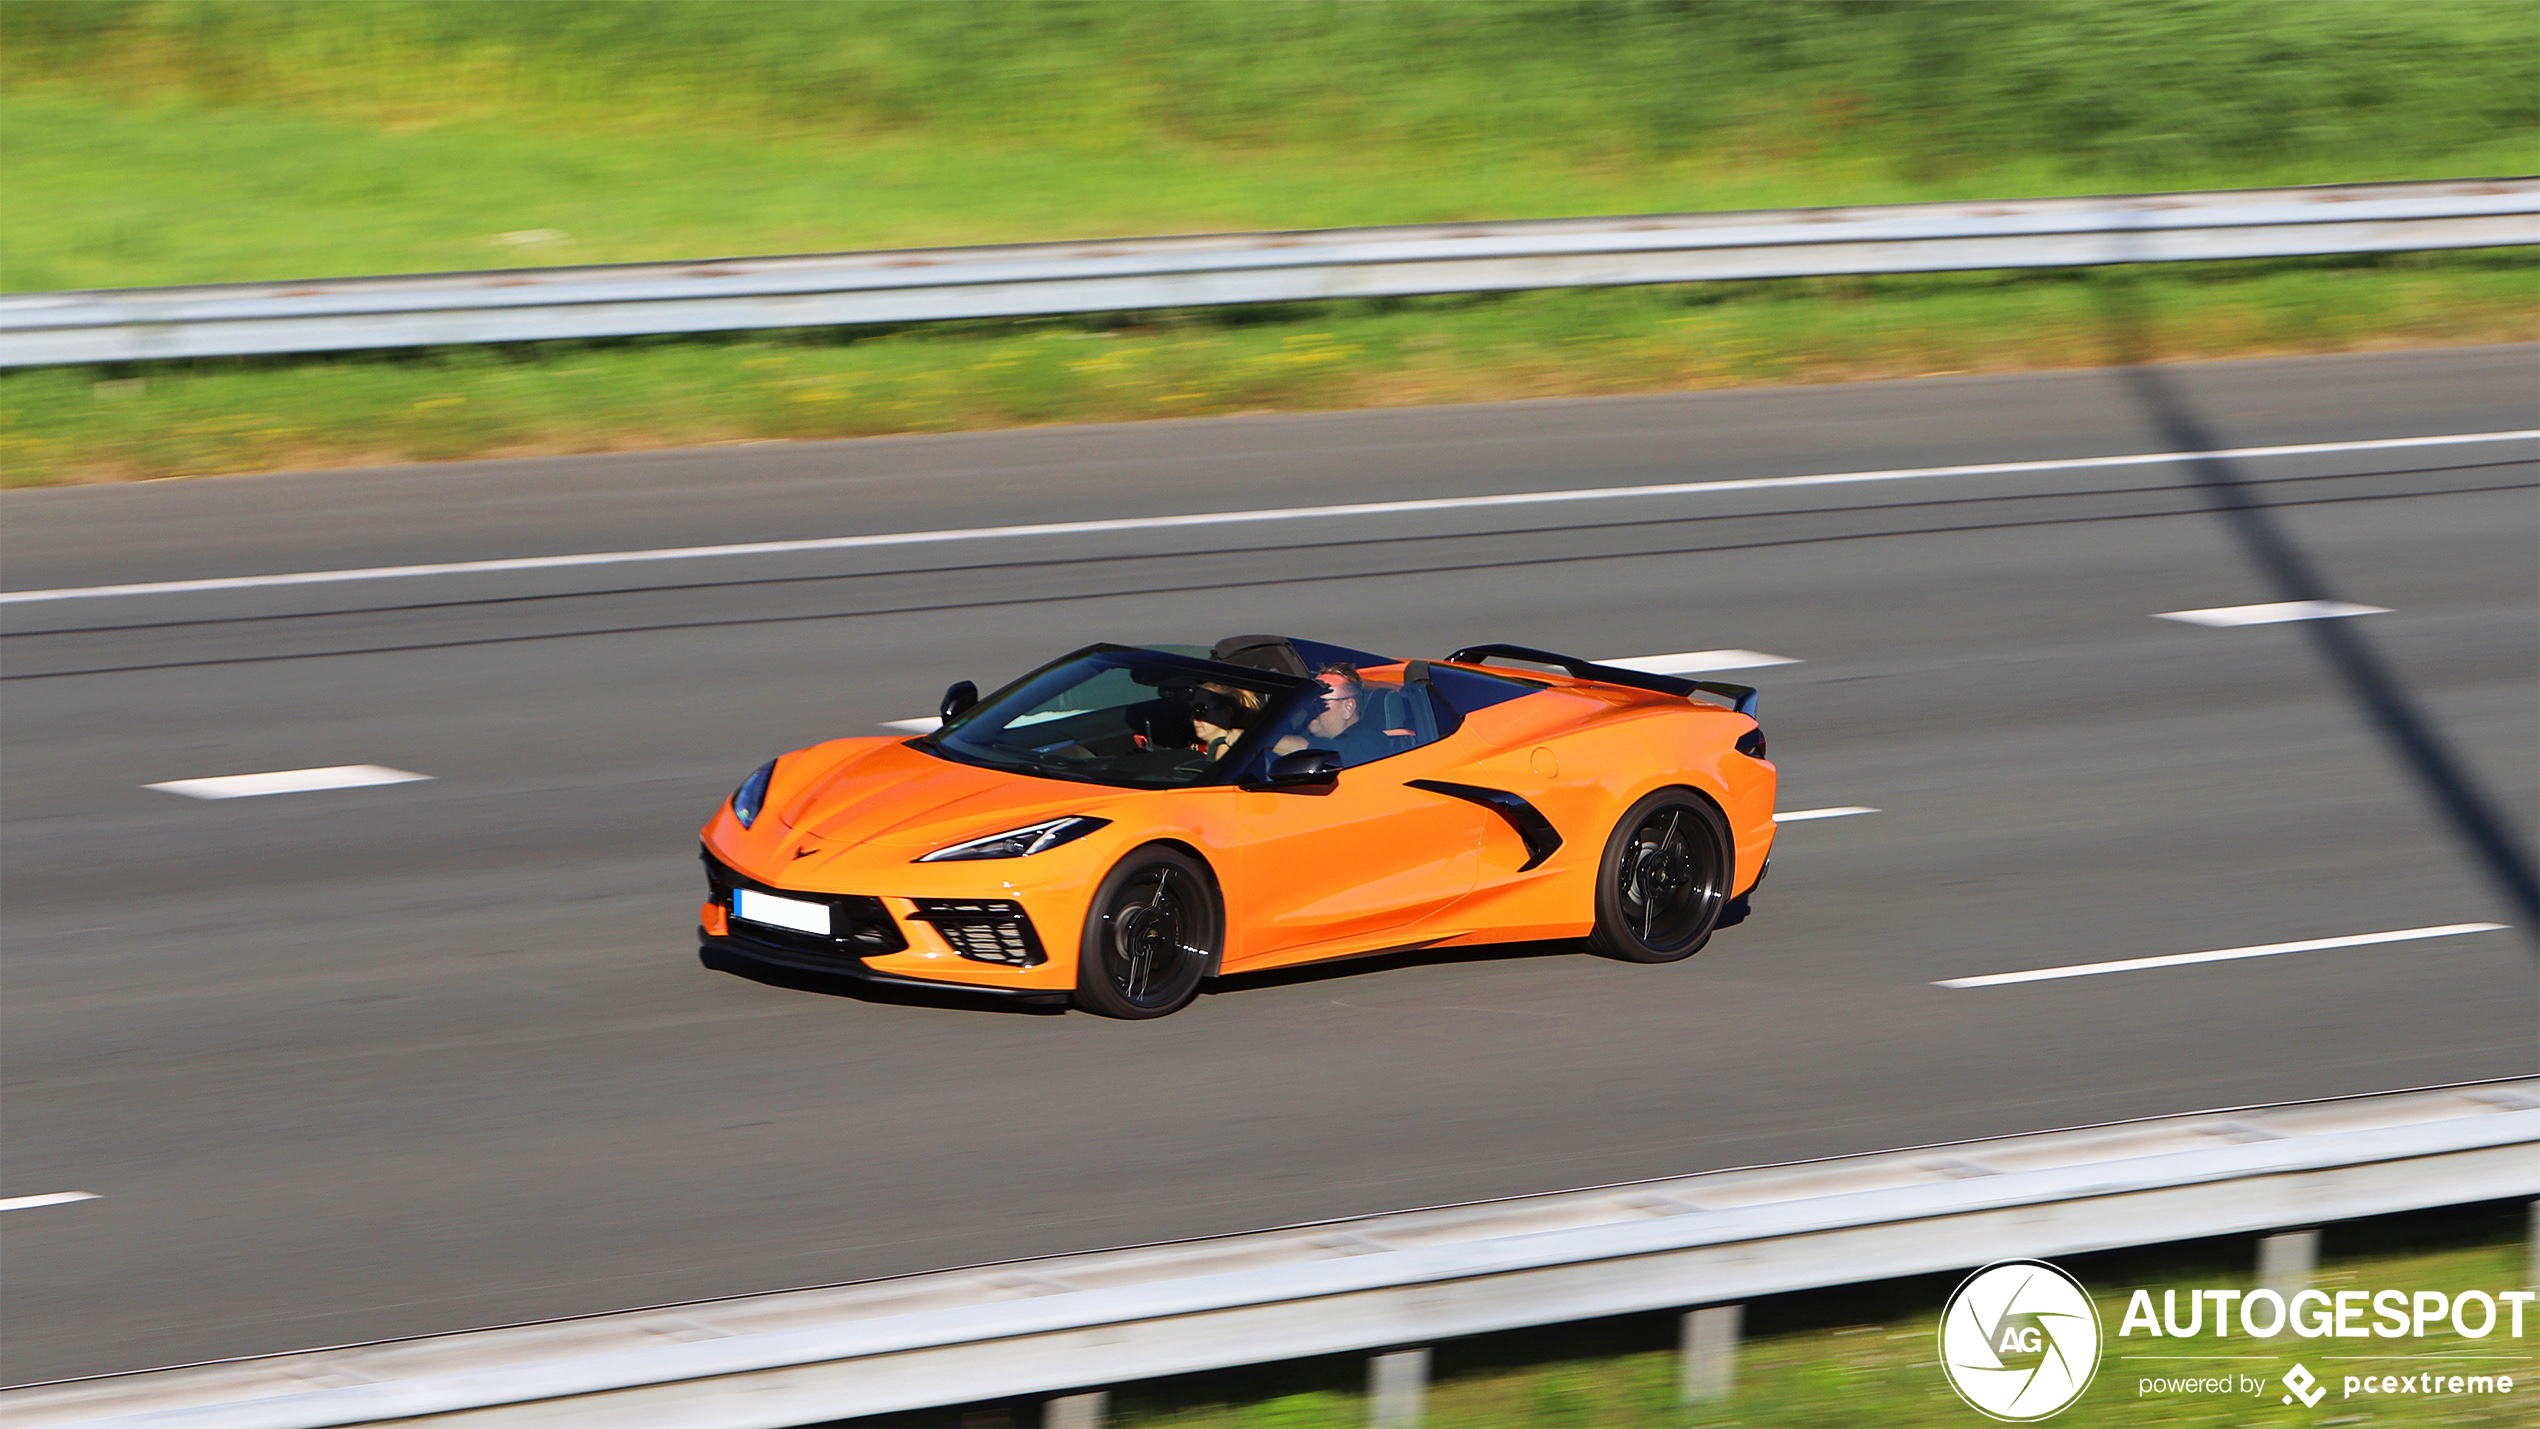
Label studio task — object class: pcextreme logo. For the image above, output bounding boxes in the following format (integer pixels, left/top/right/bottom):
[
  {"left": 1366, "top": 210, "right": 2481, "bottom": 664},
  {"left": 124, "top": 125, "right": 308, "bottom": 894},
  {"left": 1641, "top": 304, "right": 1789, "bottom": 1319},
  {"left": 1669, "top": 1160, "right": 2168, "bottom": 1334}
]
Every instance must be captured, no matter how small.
[{"left": 1939, "top": 1260, "right": 2103, "bottom": 1421}]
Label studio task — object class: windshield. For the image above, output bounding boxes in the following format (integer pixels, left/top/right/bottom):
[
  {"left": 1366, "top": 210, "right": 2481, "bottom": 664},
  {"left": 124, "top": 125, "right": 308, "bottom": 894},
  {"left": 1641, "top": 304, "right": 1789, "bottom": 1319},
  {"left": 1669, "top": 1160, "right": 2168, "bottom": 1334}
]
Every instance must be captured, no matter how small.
[{"left": 918, "top": 646, "right": 1302, "bottom": 789}]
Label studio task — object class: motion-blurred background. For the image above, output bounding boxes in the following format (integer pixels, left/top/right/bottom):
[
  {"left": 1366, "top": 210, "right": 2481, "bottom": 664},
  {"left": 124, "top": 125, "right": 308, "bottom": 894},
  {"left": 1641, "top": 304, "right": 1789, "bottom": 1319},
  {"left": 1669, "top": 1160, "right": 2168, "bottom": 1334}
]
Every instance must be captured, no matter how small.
[
  {"left": 2, "top": 0, "right": 2532, "bottom": 481},
  {"left": 2, "top": 5, "right": 2534, "bottom": 1427}
]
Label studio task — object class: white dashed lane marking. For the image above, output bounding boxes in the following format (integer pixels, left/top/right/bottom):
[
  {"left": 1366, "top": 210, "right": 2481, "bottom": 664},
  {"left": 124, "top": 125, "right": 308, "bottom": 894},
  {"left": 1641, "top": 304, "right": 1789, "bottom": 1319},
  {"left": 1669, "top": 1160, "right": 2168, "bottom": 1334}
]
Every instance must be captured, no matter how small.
[
  {"left": 7, "top": 429, "right": 2528, "bottom": 604},
  {"left": 1601, "top": 649, "right": 1801, "bottom": 675},
  {"left": 0, "top": 1192, "right": 99, "bottom": 1212},
  {"left": 1935, "top": 923, "right": 2508, "bottom": 988},
  {"left": 2155, "top": 601, "right": 2391, "bottom": 627},
  {"left": 144, "top": 765, "right": 433, "bottom": 800}
]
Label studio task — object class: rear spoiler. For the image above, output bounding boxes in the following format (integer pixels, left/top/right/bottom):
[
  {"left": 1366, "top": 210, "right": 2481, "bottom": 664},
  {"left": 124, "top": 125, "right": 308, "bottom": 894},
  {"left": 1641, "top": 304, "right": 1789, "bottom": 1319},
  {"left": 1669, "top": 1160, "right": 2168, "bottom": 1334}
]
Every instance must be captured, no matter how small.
[{"left": 1444, "top": 644, "right": 1759, "bottom": 718}]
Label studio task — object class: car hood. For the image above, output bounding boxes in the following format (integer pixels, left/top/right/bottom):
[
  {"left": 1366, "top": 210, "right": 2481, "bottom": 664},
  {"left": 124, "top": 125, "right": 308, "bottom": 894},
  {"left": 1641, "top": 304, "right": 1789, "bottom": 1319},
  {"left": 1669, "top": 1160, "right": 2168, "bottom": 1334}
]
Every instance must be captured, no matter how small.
[{"left": 772, "top": 738, "right": 1105, "bottom": 850}]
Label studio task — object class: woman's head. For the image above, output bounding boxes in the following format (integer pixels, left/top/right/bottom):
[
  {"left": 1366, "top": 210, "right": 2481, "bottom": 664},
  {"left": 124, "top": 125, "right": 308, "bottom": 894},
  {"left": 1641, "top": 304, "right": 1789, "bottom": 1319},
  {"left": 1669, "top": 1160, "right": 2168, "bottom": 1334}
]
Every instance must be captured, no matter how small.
[{"left": 1190, "top": 682, "right": 1265, "bottom": 728}]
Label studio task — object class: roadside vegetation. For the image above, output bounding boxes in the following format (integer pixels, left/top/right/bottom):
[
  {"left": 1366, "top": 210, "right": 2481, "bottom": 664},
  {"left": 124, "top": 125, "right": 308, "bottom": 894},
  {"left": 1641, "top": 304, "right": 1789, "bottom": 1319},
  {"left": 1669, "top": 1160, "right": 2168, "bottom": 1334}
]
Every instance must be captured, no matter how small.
[
  {"left": 842, "top": 1205, "right": 2535, "bottom": 1427},
  {"left": 8, "top": 252, "right": 2530, "bottom": 487},
  {"left": 2, "top": 1, "right": 2532, "bottom": 483},
  {"left": 9, "top": 0, "right": 2532, "bottom": 287}
]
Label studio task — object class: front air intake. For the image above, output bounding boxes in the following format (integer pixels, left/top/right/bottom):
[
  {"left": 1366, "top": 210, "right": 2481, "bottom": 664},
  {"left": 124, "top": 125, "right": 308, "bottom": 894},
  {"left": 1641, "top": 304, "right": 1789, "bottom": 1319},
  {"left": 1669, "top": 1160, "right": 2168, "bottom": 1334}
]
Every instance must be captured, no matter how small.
[
  {"left": 700, "top": 847, "right": 908, "bottom": 960},
  {"left": 908, "top": 899, "right": 1046, "bottom": 967}
]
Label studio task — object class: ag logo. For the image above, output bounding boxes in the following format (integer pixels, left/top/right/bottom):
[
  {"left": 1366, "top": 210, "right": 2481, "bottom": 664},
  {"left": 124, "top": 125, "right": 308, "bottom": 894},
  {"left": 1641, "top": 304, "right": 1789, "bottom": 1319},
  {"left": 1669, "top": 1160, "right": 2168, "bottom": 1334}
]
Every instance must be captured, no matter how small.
[{"left": 1939, "top": 1259, "right": 2102, "bottom": 1420}]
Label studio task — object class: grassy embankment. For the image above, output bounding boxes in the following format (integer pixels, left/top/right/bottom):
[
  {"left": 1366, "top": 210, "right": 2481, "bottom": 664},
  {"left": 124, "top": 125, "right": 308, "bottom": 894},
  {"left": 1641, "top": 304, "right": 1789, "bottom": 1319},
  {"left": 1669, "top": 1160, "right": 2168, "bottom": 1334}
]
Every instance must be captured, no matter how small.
[
  {"left": 851, "top": 1207, "right": 2535, "bottom": 1427},
  {"left": 2, "top": 1, "right": 2533, "bottom": 484}
]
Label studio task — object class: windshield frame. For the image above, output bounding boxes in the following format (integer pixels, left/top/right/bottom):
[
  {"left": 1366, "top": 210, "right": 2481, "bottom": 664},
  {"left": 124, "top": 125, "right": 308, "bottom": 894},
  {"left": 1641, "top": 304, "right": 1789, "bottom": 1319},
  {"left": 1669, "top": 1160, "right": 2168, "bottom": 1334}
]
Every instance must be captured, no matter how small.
[{"left": 913, "top": 644, "right": 1308, "bottom": 790}]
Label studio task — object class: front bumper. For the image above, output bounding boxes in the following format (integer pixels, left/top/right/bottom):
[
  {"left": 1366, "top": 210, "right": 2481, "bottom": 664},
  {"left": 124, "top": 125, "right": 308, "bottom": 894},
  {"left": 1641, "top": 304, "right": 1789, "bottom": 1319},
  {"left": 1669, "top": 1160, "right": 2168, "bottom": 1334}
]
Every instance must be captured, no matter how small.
[
  {"left": 699, "top": 926, "right": 1071, "bottom": 1004},
  {"left": 698, "top": 845, "right": 1074, "bottom": 1000}
]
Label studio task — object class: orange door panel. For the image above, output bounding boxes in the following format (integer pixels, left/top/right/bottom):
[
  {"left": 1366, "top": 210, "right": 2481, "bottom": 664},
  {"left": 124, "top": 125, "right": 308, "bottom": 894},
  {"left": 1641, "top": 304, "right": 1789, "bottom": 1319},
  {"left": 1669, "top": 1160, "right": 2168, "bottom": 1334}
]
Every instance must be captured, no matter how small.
[{"left": 1221, "top": 766, "right": 1489, "bottom": 967}]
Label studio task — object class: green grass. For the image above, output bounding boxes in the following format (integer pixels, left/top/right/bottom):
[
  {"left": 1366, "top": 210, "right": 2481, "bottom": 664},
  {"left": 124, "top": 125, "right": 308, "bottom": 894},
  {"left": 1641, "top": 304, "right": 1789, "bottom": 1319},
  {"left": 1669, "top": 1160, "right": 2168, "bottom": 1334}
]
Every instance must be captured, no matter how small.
[
  {"left": 4, "top": 1, "right": 2533, "bottom": 291},
  {"left": 2, "top": 1, "right": 2531, "bottom": 482},
  {"left": 874, "top": 1207, "right": 2530, "bottom": 1429},
  {"left": 8, "top": 251, "right": 2531, "bottom": 486},
  {"left": 16, "top": 1, "right": 2533, "bottom": 167},
  {"left": 14, "top": 80, "right": 2534, "bottom": 296}
]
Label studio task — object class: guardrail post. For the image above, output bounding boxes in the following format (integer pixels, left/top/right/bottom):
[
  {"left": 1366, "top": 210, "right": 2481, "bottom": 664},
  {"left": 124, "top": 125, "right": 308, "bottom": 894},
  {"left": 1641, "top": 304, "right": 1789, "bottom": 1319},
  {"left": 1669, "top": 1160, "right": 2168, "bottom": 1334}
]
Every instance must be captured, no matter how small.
[
  {"left": 2259, "top": 1228, "right": 2321, "bottom": 1308},
  {"left": 1681, "top": 1304, "right": 1742, "bottom": 1403},
  {"left": 1044, "top": 1389, "right": 1109, "bottom": 1428},
  {"left": 1368, "top": 1347, "right": 1429, "bottom": 1428}
]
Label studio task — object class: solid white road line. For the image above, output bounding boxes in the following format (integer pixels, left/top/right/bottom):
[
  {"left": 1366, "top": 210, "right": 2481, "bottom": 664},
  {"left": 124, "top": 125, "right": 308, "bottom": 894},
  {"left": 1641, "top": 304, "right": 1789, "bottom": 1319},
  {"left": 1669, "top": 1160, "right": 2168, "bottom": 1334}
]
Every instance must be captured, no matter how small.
[
  {"left": 0, "top": 1192, "right": 100, "bottom": 1212},
  {"left": 1775, "top": 806, "right": 1881, "bottom": 823},
  {"left": 1936, "top": 923, "right": 2508, "bottom": 988},
  {"left": 144, "top": 765, "right": 432, "bottom": 800},
  {"left": 6, "top": 429, "right": 2531, "bottom": 605},
  {"left": 880, "top": 717, "right": 943, "bottom": 734},
  {"left": 1602, "top": 649, "right": 1801, "bottom": 675},
  {"left": 2156, "top": 600, "right": 2392, "bottom": 626}
]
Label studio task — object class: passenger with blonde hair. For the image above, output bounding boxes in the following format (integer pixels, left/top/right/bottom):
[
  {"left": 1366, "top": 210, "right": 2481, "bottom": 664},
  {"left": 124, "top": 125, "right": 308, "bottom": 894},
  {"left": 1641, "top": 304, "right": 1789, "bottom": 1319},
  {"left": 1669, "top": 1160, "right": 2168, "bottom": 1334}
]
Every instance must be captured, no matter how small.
[{"left": 1191, "top": 683, "right": 1265, "bottom": 763}]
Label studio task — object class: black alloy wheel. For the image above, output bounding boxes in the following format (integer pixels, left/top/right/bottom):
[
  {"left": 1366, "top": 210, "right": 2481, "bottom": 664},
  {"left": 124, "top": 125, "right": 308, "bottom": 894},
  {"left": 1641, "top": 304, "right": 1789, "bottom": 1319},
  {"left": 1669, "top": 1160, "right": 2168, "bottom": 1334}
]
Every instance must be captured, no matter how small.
[
  {"left": 1587, "top": 789, "right": 1733, "bottom": 963},
  {"left": 1073, "top": 846, "right": 1218, "bottom": 1018}
]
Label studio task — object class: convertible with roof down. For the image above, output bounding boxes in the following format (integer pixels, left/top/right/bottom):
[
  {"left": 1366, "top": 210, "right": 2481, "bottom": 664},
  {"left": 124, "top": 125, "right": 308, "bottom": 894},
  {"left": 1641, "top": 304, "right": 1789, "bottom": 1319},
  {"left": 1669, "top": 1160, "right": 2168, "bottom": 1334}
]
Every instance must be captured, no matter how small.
[{"left": 698, "top": 636, "right": 1776, "bottom": 1018}]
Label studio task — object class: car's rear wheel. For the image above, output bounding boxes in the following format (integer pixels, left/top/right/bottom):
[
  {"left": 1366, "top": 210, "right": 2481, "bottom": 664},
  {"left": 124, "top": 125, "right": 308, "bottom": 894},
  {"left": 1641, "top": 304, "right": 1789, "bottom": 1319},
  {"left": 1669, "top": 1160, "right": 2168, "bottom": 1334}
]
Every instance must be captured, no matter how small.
[
  {"left": 1587, "top": 789, "right": 1732, "bottom": 963},
  {"left": 1073, "top": 846, "right": 1217, "bottom": 1018}
]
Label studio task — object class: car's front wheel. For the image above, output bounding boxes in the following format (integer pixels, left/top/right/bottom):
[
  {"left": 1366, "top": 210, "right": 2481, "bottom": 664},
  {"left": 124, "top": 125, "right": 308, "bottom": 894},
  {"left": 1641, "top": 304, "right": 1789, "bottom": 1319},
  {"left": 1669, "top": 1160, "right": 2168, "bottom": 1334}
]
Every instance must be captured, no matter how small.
[
  {"left": 1587, "top": 789, "right": 1733, "bottom": 963},
  {"left": 1073, "top": 846, "right": 1218, "bottom": 1018}
]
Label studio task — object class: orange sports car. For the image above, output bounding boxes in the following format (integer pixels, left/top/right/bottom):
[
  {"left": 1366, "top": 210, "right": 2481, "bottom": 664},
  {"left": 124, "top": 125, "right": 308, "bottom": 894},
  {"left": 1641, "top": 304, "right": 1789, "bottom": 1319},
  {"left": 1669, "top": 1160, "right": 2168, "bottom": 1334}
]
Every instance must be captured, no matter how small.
[{"left": 698, "top": 636, "right": 1776, "bottom": 1018}]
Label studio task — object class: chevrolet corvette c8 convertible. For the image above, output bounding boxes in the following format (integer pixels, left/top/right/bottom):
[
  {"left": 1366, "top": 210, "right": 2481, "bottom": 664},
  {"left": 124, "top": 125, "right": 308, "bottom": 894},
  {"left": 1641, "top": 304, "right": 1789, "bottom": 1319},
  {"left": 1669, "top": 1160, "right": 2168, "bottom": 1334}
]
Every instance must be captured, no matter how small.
[{"left": 699, "top": 635, "right": 1775, "bottom": 1018}]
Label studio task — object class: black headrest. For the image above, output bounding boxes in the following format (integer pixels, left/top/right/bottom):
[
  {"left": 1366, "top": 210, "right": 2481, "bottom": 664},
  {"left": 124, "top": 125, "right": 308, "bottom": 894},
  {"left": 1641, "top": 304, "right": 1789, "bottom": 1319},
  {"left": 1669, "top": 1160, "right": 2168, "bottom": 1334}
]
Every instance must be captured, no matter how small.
[
  {"left": 1159, "top": 681, "right": 1248, "bottom": 727},
  {"left": 1210, "top": 634, "right": 1310, "bottom": 677}
]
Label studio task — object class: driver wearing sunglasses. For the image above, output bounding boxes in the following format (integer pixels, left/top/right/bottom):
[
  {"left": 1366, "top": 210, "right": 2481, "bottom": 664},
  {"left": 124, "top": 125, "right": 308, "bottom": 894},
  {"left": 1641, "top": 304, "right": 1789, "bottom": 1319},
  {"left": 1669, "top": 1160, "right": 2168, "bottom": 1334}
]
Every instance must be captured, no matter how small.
[{"left": 1270, "top": 664, "right": 1394, "bottom": 767}]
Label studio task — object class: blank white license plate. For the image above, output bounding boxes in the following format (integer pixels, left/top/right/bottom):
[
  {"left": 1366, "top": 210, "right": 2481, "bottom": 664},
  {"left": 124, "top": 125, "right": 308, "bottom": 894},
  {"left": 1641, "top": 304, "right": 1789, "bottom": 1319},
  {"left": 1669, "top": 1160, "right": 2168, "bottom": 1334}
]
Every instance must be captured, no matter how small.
[{"left": 733, "top": 888, "right": 830, "bottom": 937}]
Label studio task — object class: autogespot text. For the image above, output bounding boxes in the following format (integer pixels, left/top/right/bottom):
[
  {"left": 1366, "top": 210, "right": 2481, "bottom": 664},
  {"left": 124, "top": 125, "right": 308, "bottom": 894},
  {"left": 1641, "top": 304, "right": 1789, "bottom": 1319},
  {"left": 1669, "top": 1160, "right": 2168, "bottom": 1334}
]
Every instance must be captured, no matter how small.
[
  {"left": 2122, "top": 1285, "right": 2529, "bottom": 1408},
  {"left": 2118, "top": 1285, "right": 2533, "bottom": 1340}
]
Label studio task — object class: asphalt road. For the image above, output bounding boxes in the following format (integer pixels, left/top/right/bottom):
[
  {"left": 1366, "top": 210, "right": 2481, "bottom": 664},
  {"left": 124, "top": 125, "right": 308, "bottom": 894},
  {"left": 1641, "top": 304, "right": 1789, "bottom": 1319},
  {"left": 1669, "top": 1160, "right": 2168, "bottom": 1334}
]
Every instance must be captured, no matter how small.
[{"left": 3, "top": 347, "right": 2534, "bottom": 1382}]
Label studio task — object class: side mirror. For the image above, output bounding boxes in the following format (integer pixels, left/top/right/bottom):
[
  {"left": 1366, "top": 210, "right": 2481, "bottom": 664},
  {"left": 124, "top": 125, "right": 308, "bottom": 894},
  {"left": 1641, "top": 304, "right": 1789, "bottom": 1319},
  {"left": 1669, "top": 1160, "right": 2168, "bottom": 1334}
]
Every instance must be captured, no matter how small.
[
  {"left": 1251, "top": 749, "right": 1340, "bottom": 790},
  {"left": 939, "top": 681, "right": 978, "bottom": 724}
]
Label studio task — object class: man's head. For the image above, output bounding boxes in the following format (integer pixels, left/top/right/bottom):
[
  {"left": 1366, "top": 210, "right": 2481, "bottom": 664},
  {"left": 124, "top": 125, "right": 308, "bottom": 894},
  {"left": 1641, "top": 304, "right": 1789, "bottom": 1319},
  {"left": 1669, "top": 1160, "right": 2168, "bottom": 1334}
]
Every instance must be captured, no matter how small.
[{"left": 1306, "top": 664, "right": 1364, "bottom": 738}]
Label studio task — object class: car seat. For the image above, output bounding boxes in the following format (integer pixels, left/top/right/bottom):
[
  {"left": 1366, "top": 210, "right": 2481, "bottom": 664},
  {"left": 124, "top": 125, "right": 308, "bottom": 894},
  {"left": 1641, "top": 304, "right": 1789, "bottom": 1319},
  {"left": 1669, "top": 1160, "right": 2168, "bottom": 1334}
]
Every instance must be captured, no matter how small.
[{"left": 1368, "top": 687, "right": 1427, "bottom": 747}]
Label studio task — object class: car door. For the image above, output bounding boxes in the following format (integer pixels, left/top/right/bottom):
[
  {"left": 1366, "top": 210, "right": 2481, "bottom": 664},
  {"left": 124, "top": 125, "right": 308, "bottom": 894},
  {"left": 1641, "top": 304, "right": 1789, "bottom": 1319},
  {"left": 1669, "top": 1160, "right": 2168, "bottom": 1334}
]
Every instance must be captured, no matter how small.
[{"left": 1218, "top": 672, "right": 1491, "bottom": 967}]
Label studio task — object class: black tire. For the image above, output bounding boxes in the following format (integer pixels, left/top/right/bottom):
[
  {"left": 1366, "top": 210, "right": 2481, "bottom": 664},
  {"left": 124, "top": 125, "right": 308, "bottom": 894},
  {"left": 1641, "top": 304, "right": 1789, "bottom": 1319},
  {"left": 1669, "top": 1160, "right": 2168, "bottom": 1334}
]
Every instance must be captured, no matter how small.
[
  {"left": 1587, "top": 789, "right": 1734, "bottom": 963},
  {"left": 1072, "top": 846, "right": 1219, "bottom": 1019}
]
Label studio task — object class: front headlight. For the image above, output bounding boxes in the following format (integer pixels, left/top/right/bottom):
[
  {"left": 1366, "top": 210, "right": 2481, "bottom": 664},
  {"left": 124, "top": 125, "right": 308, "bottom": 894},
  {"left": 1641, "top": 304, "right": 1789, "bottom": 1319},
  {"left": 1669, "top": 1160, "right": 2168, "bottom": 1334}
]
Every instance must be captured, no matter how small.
[
  {"left": 730, "top": 759, "right": 777, "bottom": 829},
  {"left": 915, "top": 815, "right": 1110, "bottom": 863}
]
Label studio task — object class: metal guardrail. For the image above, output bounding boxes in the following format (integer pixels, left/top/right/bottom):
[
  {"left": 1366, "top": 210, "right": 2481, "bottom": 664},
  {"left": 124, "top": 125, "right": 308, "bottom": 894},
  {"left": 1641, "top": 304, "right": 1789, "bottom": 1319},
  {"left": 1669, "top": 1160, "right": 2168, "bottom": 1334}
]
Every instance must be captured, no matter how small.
[
  {"left": 2, "top": 179, "right": 2532, "bottom": 367},
  {"left": 7, "top": 1078, "right": 2534, "bottom": 1428}
]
